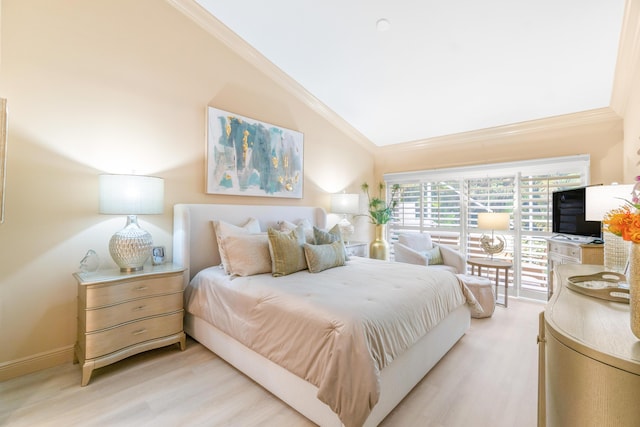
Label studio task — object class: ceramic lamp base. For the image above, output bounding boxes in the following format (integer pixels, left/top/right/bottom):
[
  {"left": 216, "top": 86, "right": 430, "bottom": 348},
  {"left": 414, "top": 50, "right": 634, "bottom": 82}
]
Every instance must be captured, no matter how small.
[{"left": 109, "top": 215, "right": 153, "bottom": 272}]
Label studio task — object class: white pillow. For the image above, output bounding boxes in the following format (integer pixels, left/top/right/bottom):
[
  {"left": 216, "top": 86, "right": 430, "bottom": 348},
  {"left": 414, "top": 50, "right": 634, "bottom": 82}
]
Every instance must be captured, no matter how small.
[
  {"left": 212, "top": 218, "right": 261, "bottom": 273},
  {"left": 222, "top": 233, "right": 271, "bottom": 276}
]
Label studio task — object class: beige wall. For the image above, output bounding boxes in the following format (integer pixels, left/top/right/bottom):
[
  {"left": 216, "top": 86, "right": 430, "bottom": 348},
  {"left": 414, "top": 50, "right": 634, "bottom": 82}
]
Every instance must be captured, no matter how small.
[
  {"left": 0, "top": 0, "right": 374, "bottom": 375},
  {"left": 622, "top": 52, "right": 640, "bottom": 183},
  {"left": 374, "top": 110, "right": 624, "bottom": 185}
]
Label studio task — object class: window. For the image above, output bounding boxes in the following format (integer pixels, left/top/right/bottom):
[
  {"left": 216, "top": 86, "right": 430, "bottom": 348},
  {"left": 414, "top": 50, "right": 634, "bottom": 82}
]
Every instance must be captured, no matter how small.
[{"left": 384, "top": 155, "right": 591, "bottom": 301}]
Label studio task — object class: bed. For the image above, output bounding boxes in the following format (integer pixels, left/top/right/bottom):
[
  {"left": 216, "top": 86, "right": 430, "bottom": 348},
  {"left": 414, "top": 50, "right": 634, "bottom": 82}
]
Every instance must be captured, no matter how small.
[{"left": 173, "top": 203, "right": 474, "bottom": 427}]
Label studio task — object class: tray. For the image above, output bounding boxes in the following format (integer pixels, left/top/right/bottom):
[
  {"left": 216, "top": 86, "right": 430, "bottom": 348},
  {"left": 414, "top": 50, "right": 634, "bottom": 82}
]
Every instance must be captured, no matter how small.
[{"left": 566, "top": 272, "right": 630, "bottom": 303}]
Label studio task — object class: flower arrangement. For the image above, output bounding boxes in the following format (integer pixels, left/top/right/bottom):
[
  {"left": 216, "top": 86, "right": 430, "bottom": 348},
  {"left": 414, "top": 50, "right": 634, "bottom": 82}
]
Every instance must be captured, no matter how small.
[
  {"left": 361, "top": 182, "right": 401, "bottom": 225},
  {"left": 603, "top": 178, "right": 640, "bottom": 243}
]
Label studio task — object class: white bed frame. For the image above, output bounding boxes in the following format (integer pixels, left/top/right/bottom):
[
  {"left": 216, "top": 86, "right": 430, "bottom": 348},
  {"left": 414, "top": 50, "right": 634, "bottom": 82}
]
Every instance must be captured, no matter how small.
[{"left": 173, "top": 204, "right": 470, "bottom": 426}]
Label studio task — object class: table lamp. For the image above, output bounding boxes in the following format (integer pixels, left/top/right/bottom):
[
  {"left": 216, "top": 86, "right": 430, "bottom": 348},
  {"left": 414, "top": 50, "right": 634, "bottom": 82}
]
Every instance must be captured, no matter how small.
[
  {"left": 585, "top": 184, "right": 634, "bottom": 273},
  {"left": 478, "top": 212, "right": 510, "bottom": 259},
  {"left": 99, "top": 174, "right": 164, "bottom": 272},
  {"left": 330, "top": 193, "right": 359, "bottom": 243}
]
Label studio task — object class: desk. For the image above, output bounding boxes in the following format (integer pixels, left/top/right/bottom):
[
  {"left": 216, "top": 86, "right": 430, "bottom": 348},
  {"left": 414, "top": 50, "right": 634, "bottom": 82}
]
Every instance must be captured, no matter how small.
[{"left": 467, "top": 257, "right": 513, "bottom": 307}]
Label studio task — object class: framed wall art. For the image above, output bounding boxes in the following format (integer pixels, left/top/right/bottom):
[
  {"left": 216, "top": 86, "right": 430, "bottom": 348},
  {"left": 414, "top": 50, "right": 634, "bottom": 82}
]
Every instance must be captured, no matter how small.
[{"left": 206, "top": 107, "right": 303, "bottom": 198}]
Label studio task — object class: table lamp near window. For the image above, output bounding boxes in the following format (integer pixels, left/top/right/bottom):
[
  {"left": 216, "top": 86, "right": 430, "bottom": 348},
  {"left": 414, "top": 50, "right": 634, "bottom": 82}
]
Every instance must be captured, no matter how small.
[
  {"left": 585, "top": 184, "right": 634, "bottom": 273},
  {"left": 478, "top": 212, "right": 510, "bottom": 259},
  {"left": 331, "top": 193, "right": 359, "bottom": 243},
  {"left": 99, "top": 174, "right": 164, "bottom": 272}
]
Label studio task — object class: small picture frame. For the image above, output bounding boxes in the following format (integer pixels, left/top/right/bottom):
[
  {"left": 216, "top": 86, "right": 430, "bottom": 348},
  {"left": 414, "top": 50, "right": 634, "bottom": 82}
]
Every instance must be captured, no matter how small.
[{"left": 152, "top": 246, "right": 165, "bottom": 265}]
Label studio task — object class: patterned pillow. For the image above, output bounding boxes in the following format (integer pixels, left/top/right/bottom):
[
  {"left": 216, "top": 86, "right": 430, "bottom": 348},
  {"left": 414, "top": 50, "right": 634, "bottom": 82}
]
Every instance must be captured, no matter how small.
[
  {"left": 303, "top": 241, "right": 346, "bottom": 273},
  {"left": 278, "top": 219, "right": 314, "bottom": 243},
  {"left": 267, "top": 226, "right": 307, "bottom": 276},
  {"left": 424, "top": 246, "right": 444, "bottom": 265},
  {"left": 212, "top": 218, "right": 261, "bottom": 273},
  {"left": 222, "top": 233, "right": 271, "bottom": 276},
  {"left": 313, "top": 225, "right": 349, "bottom": 260}
]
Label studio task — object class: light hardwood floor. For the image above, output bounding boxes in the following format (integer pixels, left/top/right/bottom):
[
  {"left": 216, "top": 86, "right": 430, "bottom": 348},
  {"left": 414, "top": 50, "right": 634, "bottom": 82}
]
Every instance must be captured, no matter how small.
[{"left": 1, "top": 299, "right": 543, "bottom": 427}]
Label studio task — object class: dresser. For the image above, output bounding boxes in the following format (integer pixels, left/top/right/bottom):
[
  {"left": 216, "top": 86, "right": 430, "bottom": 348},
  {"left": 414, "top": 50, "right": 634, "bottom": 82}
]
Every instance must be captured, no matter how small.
[
  {"left": 538, "top": 264, "right": 640, "bottom": 426},
  {"left": 546, "top": 239, "right": 603, "bottom": 298},
  {"left": 73, "top": 264, "right": 186, "bottom": 386}
]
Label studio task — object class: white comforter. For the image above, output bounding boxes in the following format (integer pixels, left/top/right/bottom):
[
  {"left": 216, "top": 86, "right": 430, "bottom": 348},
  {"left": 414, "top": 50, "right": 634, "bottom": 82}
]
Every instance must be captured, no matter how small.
[{"left": 185, "top": 257, "right": 476, "bottom": 427}]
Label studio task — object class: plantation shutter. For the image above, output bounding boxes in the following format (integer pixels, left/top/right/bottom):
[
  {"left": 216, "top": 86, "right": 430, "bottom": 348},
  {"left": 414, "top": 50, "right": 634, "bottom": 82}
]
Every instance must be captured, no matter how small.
[{"left": 384, "top": 155, "right": 591, "bottom": 301}]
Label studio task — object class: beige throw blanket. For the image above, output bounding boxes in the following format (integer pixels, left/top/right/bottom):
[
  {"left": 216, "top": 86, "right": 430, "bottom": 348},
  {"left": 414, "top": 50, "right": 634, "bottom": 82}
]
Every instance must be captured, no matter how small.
[{"left": 186, "top": 257, "right": 477, "bottom": 427}]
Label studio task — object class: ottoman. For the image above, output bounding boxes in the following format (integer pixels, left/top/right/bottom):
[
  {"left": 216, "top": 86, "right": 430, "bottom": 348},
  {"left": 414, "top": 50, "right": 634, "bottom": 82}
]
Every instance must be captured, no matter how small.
[{"left": 457, "top": 273, "right": 495, "bottom": 318}]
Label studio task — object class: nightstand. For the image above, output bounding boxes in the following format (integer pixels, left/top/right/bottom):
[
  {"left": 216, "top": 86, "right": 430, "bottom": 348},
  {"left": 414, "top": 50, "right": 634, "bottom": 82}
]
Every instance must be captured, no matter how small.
[
  {"left": 345, "top": 241, "right": 368, "bottom": 257},
  {"left": 73, "top": 263, "right": 186, "bottom": 386}
]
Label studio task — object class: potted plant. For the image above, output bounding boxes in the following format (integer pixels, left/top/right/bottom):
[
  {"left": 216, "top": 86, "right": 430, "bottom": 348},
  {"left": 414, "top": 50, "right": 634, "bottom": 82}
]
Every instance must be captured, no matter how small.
[{"left": 361, "top": 182, "right": 401, "bottom": 260}]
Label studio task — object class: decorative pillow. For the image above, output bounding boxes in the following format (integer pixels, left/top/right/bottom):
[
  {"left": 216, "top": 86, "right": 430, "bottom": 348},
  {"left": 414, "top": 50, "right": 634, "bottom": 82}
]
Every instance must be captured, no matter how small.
[
  {"left": 424, "top": 246, "right": 444, "bottom": 265},
  {"left": 222, "top": 233, "right": 271, "bottom": 276},
  {"left": 278, "top": 219, "right": 314, "bottom": 243},
  {"left": 313, "top": 225, "right": 349, "bottom": 260},
  {"left": 267, "top": 226, "right": 307, "bottom": 276},
  {"left": 303, "top": 241, "right": 346, "bottom": 273},
  {"left": 212, "top": 218, "right": 261, "bottom": 273}
]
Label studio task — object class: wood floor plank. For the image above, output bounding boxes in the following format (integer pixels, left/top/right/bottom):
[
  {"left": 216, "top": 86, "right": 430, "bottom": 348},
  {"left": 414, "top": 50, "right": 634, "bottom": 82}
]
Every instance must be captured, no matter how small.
[{"left": 0, "top": 299, "right": 543, "bottom": 427}]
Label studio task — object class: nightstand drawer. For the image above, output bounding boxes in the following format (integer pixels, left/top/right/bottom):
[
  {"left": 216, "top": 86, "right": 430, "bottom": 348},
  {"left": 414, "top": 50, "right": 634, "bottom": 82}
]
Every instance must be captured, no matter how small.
[
  {"left": 85, "top": 311, "right": 183, "bottom": 359},
  {"left": 85, "top": 275, "right": 183, "bottom": 308},
  {"left": 83, "top": 292, "right": 183, "bottom": 332}
]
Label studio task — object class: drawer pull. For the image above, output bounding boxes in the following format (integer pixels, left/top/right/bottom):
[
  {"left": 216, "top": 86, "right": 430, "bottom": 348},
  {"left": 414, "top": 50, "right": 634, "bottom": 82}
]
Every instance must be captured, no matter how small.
[
  {"left": 132, "top": 329, "right": 147, "bottom": 335},
  {"left": 132, "top": 305, "right": 146, "bottom": 311},
  {"left": 134, "top": 286, "right": 149, "bottom": 291}
]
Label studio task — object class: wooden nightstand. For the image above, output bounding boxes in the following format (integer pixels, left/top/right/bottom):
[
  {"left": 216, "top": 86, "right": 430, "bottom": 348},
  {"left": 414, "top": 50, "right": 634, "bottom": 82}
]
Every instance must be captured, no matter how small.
[
  {"left": 73, "top": 263, "right": 186, "bottom": 386},
  {"left": 345, "top": 241, "right": 368, "bottom": 257}
]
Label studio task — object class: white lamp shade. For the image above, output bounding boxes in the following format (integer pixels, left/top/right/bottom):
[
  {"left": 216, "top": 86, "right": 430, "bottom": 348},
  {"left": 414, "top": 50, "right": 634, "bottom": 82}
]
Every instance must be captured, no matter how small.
[
  {"left": 99, "top": 174, "right": 164, "bottom": 215},
  {"left": 585, "top": 184, "right": 634, "bottom": 221},
  {"left": 478, "top": 212, "right": 510, "bottom": 230},
  {"left": 331, "top": 193, "right": 359, "bottom": 214}
]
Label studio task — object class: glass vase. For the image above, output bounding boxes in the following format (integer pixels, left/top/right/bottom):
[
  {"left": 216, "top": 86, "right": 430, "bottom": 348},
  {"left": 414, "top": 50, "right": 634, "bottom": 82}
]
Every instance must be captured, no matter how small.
[
  {"left": 604, "top": 231, "right": 631, "bottom": 274},
  {"left": 628, "top": 242, "right": 640, "bottom": 339},
  {"left": 370, "top": 224, "right": 390, "bottom": 261}
]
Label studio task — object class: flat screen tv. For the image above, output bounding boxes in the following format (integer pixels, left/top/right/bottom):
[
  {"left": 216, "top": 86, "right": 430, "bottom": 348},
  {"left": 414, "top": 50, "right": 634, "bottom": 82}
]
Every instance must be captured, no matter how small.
[{"left": 552, "top": 186, "right": 602, "bottom": 239}]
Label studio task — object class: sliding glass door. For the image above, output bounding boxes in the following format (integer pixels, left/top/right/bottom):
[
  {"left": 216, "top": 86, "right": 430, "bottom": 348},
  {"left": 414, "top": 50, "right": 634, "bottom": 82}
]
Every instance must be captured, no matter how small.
[{"left": 385, "top": 155, "right": 590, "bottom": 301}]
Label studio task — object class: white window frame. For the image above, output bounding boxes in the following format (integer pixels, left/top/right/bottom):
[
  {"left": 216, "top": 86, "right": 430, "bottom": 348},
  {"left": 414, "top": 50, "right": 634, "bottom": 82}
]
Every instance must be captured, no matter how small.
[{"left": 384, "top": 155, "right": 591, "bottom": 301}]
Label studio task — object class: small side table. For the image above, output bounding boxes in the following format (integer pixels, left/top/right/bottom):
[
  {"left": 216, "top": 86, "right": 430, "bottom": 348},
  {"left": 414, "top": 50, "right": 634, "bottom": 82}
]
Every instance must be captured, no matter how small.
[{"left": 467, "top": 257, "right": 513, "bottom": 307}]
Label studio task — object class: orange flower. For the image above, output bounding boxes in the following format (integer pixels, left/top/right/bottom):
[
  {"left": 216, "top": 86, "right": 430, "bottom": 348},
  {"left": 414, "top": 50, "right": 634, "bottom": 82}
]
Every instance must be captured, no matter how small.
[{"left": 604, "top": 206, "right": 640, "bottom": 243}]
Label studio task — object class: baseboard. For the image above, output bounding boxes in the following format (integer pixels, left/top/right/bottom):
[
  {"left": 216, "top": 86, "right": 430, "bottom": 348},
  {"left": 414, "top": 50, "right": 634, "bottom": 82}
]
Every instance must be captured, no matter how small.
[{"left": 0, "top": 345, "right": 74, "bottom": 382}]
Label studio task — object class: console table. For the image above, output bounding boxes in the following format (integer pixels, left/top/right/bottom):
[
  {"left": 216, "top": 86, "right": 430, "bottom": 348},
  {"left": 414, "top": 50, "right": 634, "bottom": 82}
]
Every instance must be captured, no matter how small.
[{"left": 538, "top": 264, "right": 640, "bottom": 426}]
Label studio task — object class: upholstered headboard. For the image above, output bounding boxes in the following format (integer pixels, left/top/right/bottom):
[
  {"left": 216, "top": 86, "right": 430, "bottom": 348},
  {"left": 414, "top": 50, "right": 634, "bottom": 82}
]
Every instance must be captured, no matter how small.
[{"left": 173, "top": 204, "right": 327, "bottom": 281}]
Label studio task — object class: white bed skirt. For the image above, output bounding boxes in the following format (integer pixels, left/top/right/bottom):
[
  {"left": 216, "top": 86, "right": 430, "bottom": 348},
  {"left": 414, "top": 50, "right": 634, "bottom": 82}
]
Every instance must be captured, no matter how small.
[{"left": 185, "top": 304, "right": 470, "bottom": 427}]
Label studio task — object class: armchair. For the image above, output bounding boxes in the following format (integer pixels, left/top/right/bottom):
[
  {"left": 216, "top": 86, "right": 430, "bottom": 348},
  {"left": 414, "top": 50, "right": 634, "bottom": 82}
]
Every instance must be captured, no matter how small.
[{"left": 393, "top": 233, "right": 466, "bottom": 274}]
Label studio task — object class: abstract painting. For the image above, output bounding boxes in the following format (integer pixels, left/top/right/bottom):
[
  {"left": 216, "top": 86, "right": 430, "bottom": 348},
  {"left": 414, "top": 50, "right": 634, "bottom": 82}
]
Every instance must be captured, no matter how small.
[{"left": 206, "top": 107, "right": 303, "bottom": 198}]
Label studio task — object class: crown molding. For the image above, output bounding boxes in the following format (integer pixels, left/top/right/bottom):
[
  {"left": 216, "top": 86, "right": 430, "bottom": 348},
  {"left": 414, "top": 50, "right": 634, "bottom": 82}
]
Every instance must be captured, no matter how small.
[
  {"left": 610, "top": 0, "right": 640, "bottom": 116},
  {"left": 166, "top": 0, "right": 376, "bottom": 150},
  {"left": 377, "top": 108, "right": 622, "bottom": 153}
]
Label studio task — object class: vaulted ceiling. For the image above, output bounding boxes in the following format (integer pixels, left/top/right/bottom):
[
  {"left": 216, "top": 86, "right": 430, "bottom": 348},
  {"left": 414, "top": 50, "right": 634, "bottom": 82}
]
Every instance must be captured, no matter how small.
[{"left": 194, "top": 0, "right": 626, "bottom": 146}]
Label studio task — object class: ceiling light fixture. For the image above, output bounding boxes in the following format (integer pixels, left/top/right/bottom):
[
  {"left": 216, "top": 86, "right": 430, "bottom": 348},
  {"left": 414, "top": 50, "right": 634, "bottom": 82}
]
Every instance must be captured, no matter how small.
[{"left": 376, "top": 18, "right": 390, "bottom": 32}]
